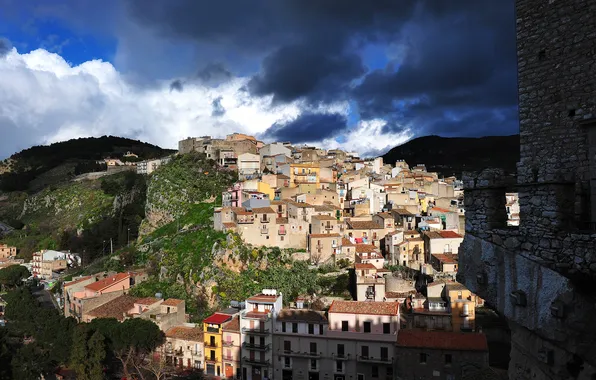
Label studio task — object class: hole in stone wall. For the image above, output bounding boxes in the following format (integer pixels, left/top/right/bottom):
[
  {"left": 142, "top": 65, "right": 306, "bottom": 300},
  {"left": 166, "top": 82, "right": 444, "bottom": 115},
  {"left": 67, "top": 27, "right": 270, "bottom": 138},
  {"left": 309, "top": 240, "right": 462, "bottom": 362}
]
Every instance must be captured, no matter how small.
[
  {"left": 569, "top": 109, "right": 576, "bottom": 117},
  {"left": 538, "top": 50, "right": 546, "bottom": 60},
  {"left": 505, "top": 193, "right": 520, "bottom": 227}
]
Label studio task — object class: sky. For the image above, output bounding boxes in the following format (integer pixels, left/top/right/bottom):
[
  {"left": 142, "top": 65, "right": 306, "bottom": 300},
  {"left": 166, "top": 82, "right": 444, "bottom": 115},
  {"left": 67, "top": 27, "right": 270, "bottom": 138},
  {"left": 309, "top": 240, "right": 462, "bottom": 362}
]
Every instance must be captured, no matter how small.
[{"left": 0, "top": 0, "right": 519, "bottom": 159}]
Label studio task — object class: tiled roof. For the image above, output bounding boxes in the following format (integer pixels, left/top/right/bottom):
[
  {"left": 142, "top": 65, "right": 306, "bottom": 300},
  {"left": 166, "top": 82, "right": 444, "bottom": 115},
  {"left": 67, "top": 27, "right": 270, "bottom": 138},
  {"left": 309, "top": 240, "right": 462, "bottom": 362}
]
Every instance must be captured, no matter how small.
[
  {"left": 165, "top": 326, "right": 204, "bottom": 342},
  {"left": 276, "top": 217, "right": 288, "bottom": 224},
  {"left": 247, "top": 294, "right": 279, "bottom": 303},
  {"left": 392, "top": 208, "right": 414, "bottom": 216},
  {"left": 223, "top": 316, "right": 240, "bottom": 332},
  {"left": 347, "top": 220, "right": 383, "bottom": 230},
  {"left": 354, "top": 263, "right": 377, "bottom": 270},
  {"left": 397, "top": 330, "right": 488, "bottom": 351},
  {"left": 223, "top": 222, "right": 237, "bottom": 229},
  {"left": 386, "top": 230, "right": 403, "bottom": 236},
  {"left": 161, "top": 298, "right": 184, "bottom": 306},
  {"left": 277, "top": 309, "right": 328, "bottom": 323},
  {"left": 252, "top": 207, "right": 276, "bottom": 214},
  {"left": 277, "top": 174, "right": 290, "bottom": 179},
  {"left": 432, "top": 253, "right": 458, "bottom": 264},
  {"left": 64, "top": 276, "right": 93, "bottom": 288},
  {"left": 286, "top": 201, "right": 314, "bottom": 208},
  {"left": 84, "top": 273, "right": 130, "bottom": 293},
  {"left": 270, "top": 200, "right": 285, "bottom": 205},
  {"left": 231, "top": 207, "right": 253, "bottom": 215},
  {"left": 404, "top": 230, "right": 420, "bottom": 236},
  {"left": 329, "top": 300, "right": 399, "bottom": 316},
  {"left": 313, "top": 205, "right": 337, "bottom": 212},
  {"left": 439, "top": 230, "right": 463, "bottom": 239},
  {"left": 135, "top": 297, "right": 160, "bottom": 305},
  {"left": 309, "top": 233, "right": 341, "bottom": 238},
  {"left": 342, "top": 238, "right": 355, "bottom": 246},
  {"left": 311, "top": 214, "right": 336, "bottom": 220},
  {"left": 385, "top": 290, "right": 417, "bottom": 299},
  {"left": 355, "top": 244, "right": 380, "bottom": 254},
  {"left": 427, "top": 280, "right": 448, "bottom": 288},
  {"left": 446, "top": 282, "right": 468, "bottom": 291},
  {"left": 430, "top": 207, "right": 453, "bottom": 213},
  {"left": 376, "top": 212, "right": 393, "bottom": 219},
  {"left": 204, "top": 313, "right": 233, "bottom": 325},
  {"left": 87, "top": 295, "right": 138, "bottom": 321}
]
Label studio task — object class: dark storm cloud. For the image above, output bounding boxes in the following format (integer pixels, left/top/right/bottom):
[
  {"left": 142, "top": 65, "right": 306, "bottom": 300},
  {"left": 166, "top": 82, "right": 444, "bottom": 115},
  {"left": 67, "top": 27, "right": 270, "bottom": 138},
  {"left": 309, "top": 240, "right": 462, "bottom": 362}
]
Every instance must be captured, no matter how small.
[
  {"left": 0, "top": 37, "right": 12, "bottom": 57},
  {"left": 211, "top": 96, "right": 226, "bottom": 117},
  {"left": 248, "top": 43, "right": 365, "bottom": 104},
  {"left": 169, "top": 79, "right": 183, "bottom": 92},
  {"left": 196, "top": 63, "right": 232, "bottom": 87},
  {"left": 354, "top": 0, "right": 518, "bottom": 136},
  {"left": 261, "top": 113, "right": 348, "bottom": 144}
]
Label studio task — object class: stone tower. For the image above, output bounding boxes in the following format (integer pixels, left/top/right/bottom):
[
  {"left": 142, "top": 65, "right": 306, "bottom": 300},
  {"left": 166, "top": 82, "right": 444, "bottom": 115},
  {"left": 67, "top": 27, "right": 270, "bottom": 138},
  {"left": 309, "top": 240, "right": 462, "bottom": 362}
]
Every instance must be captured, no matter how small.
[{"left": 458, "top": 0, "right": 596, "bottom": 379}]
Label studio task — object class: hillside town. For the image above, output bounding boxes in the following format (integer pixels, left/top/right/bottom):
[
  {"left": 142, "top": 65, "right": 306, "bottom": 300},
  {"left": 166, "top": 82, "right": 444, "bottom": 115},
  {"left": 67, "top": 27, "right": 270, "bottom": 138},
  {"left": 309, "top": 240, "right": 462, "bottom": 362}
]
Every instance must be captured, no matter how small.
[{"left": 0, "top": 132, "right": 517, "bottom": 380}]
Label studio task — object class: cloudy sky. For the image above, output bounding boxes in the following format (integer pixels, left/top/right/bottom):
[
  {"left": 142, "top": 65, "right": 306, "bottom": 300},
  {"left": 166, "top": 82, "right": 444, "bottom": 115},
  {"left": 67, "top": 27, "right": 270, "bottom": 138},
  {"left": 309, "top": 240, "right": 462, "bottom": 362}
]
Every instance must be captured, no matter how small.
[{"left": 0, "top": 0, "right": 518, "bottom": 159}]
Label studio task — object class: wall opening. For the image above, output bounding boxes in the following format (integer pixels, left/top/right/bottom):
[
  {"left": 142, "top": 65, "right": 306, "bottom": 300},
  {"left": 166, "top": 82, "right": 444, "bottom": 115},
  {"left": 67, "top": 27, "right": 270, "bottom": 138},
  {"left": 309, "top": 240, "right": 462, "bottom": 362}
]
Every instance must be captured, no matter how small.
[{"left": 505, "top": 193, "right": 520, "bottom": 227}]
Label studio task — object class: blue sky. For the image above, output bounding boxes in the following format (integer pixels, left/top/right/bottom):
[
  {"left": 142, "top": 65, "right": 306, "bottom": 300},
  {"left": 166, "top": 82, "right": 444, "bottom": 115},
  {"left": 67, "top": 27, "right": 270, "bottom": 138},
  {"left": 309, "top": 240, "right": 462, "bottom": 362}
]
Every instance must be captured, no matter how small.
[{"left": 0, "top": 0, "right": 519, "bottom": 158}]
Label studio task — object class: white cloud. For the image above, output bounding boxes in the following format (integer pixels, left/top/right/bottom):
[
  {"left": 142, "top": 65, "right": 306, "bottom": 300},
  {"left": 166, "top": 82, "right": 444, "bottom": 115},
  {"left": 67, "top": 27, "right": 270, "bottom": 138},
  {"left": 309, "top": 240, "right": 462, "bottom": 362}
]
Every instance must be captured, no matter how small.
[{"left": 0, "top": 47, "right": 401, "bottom": 159}]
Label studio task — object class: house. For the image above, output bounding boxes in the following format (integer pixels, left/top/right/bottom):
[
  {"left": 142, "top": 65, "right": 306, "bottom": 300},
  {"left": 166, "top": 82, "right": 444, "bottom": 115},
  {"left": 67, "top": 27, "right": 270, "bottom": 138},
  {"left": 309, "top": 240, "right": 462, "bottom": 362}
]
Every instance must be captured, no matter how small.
[
  {"left": 136, "top": 156, "right": 172, "bottom": 175},
  {"left": 162, "top": 325, "right": 204, "bottom": 370},
  {"left": 391, "top": 208, "right": 416, "bottom": 230},
  {"left": 31, "top": 250, "right": 68, "bottom": 279},
  {"left": 445, "top": 282, "right": 476, "bottom": 332},
  {"left": 69, "top": 272, "right": 134, "bottom": 322},
  {"left": 308, "top": 233, "right": 341, "bottom": 265},
  {"left": 203, "top": 312, "right": 234, "bottom": 376},
  {"left": 395, "top": 330, "right": 489, "bottom": 380},
  {"left": 0, "top": 244, "right": 16, "bottom": 259},
  {"left": 222, "top": 316, "right": 242, "bottom": 379},
  {"left": 431, "top": 253, "right": 458, "bottom": 274},
  {"left": 354, "top": 263, "right": 388, "bottom": 302},
  {"left": 238, "top": 153, "right": 261, "bottom": 179},
  {"left": 310, "top": 214, "right": 342, "bottom": 235},
  {"left": 355, "top": 244, "right": 384, "bottom": 269},
  {"left": 423, "top": 231, "right": 464, "bottom": 263},
  {"left": 345, "top": 220, "right": 386, "bottom": 246}
]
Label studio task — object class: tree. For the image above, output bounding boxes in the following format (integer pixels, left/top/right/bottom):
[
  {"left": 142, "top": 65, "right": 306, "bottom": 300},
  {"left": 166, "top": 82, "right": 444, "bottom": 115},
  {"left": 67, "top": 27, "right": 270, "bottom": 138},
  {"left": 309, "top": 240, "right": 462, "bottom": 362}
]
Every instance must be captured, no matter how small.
[
  {"left": 11, "top": 343, "right": 52, "bottom": 380},
  {"left": 0, "top": 265, "right": 30, "bottom": 290},
  {"left": 139, "top": 354, "right": 175, "bottom": 380},
  {"left": 310, "top": 251, "right": 323, "bottom": 266},
  {"left": 88, "top": 331, "right": 107, "bottom": 380}
]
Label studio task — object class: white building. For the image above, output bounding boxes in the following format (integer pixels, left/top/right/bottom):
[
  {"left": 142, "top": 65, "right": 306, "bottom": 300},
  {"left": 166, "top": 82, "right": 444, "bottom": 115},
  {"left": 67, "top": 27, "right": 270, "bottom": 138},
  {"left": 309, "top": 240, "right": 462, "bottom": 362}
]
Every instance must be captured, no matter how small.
[
  {"left": 238, "top": 153, "right": 261, "bottom": 180},
  {"left": 136, "top": 156, "right": 172, "bottom": 175}
]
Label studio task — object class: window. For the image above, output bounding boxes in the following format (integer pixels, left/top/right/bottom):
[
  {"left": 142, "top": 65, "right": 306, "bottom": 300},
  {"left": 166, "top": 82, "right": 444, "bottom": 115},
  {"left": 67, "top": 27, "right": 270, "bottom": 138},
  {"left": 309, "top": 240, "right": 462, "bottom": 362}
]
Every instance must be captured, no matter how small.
[
  {"left": 372, "top": 366, "right": 379, "bottom": 378},
  {"left": 284, "top": 341, "right": 291, "bottom": 353},
  {"left": 381, "top": 347, "right": 388, "bottom": 360},
  {"left": 310, "top": 359, "right": 317, "bottom": 370},
  {"left": 337, "top": 344, "right": 345, "bottom": 357},
  {"left": 420, "top": 353, "right": 427, "bottom": 364},
  {"left": 458, "top": 291, "right": 462, "bottom": 300},
  {"left": 284, "top": 357, "right": 291, "bottom": 368},
  {"left": 361, "top": 346, "right": 369, "bottom": 358},
  {"left": 336, "top": 361, "right": 343, "bottom": 373},
  {"left": 308, "top": 324, "right": 314, "bottom": 334},
  {"left": 357, "top": 374, "right": 365, "bottom": 380},
  {"left": 310, "top": 342, "right": 317, "bottom": 354},
  {"left": 445, "top": 354, "right": 452, "bottom": 365},
  {"left": 282, "top": 322, "right": 286, "bottom": 332},
  {"left": 319, "top": 324, "right": 324, "bottom": 335},
  {"left": 383, "top": 323, "right": 390, "bottom": 334},
  {"left": 386, "top": 367, "right": 393, "bottom": 377},
  {"left": 292, "top": 323, "right": 298, "bottom": 333},
  {"left": 341, "top": 321, "right": 349, "bottom": 331},
  {"left": 363, "top": 321, "right": 371, "bottom": 333}
]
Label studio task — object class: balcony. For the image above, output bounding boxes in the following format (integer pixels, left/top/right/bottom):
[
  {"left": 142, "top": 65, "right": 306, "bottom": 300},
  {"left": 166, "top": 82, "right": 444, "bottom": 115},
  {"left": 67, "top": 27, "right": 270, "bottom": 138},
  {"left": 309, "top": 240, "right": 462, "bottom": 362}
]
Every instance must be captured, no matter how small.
[
  {"left": 237, "top": 218, "right": 255, "bottom": 224},
  {"left": 285, "top": 350, "right": 321, "bottom": 359},
  {"left": 205, "top": 341, "right": 218, "bottom": 348},
  {"left": 206, "top": 326, "right": 220, "bottom": 333},
  {"left": 261, "top": 218, "right": 270, "bottom": 224},
  {"left": 243, "top": 357, "right": 270, "bottom": 366},
  {"left": 242, "top": 342, "right": 271, "bottom": 351},
  {"left": 222, "top": 355, "right": 238, "bottom": 362},
  {"left": 242, "top": 311, "right": 271, "bottom": 321},
  {"left": 205, "top": 357, "right": 218, "bottom": 364},
  {"left": 260, "top": 228, "right": 269, "bottom": 235},
  {"left": 357, "top": 355, "right": 393, "bottom": 364},
  {"left": 242, "top": 327, "right": 270, "bottom": 335},
  {"left": 278, "top": 229, "right": 286, "bottom": 235},
  {"left": 223, "top": 340, "right": 235, "bottom": 347},
  {"left": 294, "top": 178, "right": 317, "bottom": 184},
  {"left": 365, "top": 290, "right": 376, "bottom": 299},
  {"left": 325, "top": 225, "right": 333, "bottom": 230},
  {"left": 332, "top": 353, "right": 350, "bottom": 361},
  {"left": 166, "top": 347, "right": 183, "bottom": 356}
]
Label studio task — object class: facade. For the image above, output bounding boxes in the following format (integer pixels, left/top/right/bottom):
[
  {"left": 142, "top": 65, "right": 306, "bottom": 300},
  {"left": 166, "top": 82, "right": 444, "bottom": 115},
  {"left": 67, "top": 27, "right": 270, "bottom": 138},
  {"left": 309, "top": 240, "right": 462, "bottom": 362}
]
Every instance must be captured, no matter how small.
[
  {"left": 136, "top": 156, "right": 172, "bottom": 175},
  {"left": 203, "top": 312, "right": 234, "bottom": 377},
  {"left": 162, "top": 325, "right": 204, "bottom": 370},
  {"left": 31, "top": 250, "right": 67, "bottom": 279},
  {"left": 238, "top": 153, "right": 261, "bottom": 179},
  {"left": 222, "top": 316, "right": 242, "bottom": 379},
  {"left": 308, "top": 233, "right": 341, "bottom": 265},
  {"left": 240, "top": 289, "right": 283, "bottom": 380},
  {"left": 423, "top": 231, "right": 463, "bottom": 263},
  {"left": 0, "top": 244, "right": 16, "bottom": 259},
  {"left": 395, "top": 330, "right": 489, "bottom": 380},
  {"left": 354, "top": 263, "right": 387, "bottom": 302},
  {"left": 457, "top": 1, "right": 596, "bottom": 378}
]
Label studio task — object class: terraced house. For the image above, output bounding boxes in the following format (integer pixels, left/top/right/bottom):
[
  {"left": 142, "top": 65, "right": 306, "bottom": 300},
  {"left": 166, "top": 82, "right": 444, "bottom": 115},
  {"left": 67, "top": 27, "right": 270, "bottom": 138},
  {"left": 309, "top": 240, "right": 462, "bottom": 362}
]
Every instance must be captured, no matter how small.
[{"left": 203, "top": 312, "right": 234, "bottom": 377}]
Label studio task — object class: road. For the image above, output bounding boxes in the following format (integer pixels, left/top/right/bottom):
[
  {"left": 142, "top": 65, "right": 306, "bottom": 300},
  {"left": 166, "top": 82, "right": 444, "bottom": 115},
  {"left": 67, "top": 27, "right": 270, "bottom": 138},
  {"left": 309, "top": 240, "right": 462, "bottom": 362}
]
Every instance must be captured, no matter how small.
[{"left": 33, "top": 288, "right": 59, "bottom": 310}]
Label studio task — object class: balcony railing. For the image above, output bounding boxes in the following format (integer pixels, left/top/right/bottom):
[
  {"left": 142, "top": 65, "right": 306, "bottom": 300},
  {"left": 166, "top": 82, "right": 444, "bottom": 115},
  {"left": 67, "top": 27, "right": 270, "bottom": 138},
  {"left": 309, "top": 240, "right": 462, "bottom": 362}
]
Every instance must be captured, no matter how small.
[
  {"left": 205, "top": 341, "right": 218, "bottom": 348},
  {"left": 243, "top": 357, "right": 270, "bottom": 366},
  {"left": 278, "top": 229, "right": 286, "bottom": 235},
  {"left": 237, "top": 218, "right": 255, "bottom": 224},
  {"left": 284, "top": 350, "right": 321, "bottom": 359},
  {"left": 357, "top": 355, "right": 393, "bottom": 364},
  {"left": 241, "top": 327, "right": 270, "bottom": 335},
  {"left": 260, "top": 228, "right": 269, "bottom": 235},
  {"left": 223, "top": 340, "right": 235, "bottom": 347},
  {"left": 242, "top": 342, "right": 271, "bottom": 351},
  {"left": 325, "top": 225, "right": 333, "bottom": 230},
  {"left": 205, "top": 357, "right": 218, "bottom": 364},
  {"left": 222, "top": 355, "right": 238, "bottom": 361},
  {"left": 206, "top": 326, "right": 219, "bottom": 333},
  {"left": 261, "top": 218, "right": 270, "bottom": 224},
  {"left": 332, "top": 353, "right": 350, "bottom": 361}
]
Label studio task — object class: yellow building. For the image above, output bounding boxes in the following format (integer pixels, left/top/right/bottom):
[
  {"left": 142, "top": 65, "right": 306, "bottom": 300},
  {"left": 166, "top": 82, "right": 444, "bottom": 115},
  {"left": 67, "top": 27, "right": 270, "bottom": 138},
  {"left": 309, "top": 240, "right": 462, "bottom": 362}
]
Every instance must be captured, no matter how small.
[
  {"left": 289, "top": 163, "right": 320, "bottom": 188},
  {"left": 256, "top": 181, "right": 275, "bottom": 200},
  {"left": 445, "top": 282, "right": 476, "bottom": 332},
  {"left": 203, "top": 312, "right": 233, "bottom": 377}
]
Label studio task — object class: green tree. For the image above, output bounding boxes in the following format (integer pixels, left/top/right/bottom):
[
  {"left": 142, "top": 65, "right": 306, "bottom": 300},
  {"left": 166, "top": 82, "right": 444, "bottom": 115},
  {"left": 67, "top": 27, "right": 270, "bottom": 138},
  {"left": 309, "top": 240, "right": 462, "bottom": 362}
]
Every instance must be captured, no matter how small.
[
  {"left": 0, "top": 265, "right": 30, "bottom": 290},
  {"left": 11, "top": 343, "right": 52, "bottom": 380}
]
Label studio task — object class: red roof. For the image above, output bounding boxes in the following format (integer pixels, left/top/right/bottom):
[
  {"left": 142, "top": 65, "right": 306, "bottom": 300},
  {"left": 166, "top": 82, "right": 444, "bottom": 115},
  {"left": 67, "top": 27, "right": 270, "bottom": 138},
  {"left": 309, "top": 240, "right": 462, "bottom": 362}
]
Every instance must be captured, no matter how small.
[
  {"left": 247, "top": 294, "right": 279, "bottom": 303},
  {"left": 329, "top": 300, "right": 399, "bottom": 316},
  {"left": 161, "top": 298, "right": 184, "bottom": 306},
  {"left": 430, "top": 207, "right": 452, "bottom": 213},
  {"left": 64, "top": 276, "right": 93, "bottom": 288},
  {"left": 204, "top": 313, "right": 233, "bottom": 325},
  {"left": 397, "top": 330, "right": 488, "bottom": 351},
  {"left": 439, "top": 230, "right": 462, "bottom": 239},
  {"left": 84, "top": 273, "right": 130, "bottom": 292},
  {"left": 432, "top": 253, "right": 458, "bottom": 264},
  {"left": 354, "top": 263, "right": 377, "bottom": 270}
]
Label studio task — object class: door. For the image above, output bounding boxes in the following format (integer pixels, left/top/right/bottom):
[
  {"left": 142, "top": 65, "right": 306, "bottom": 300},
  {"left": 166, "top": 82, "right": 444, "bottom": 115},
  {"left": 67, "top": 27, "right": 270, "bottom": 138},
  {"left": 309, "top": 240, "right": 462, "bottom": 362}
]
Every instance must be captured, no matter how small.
[
  {"left": 252, "top": 366, "right": 262, "bottom": 380},
  {"left": 225, "top": 364, "right": 233, "bottom": 378}
]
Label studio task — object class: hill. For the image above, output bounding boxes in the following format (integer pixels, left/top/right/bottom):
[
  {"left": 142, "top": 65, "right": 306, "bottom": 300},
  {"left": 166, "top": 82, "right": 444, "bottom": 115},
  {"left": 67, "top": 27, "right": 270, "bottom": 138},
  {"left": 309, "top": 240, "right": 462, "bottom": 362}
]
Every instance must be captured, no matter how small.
[
  {"left": 0, "top": 136, "right": 175, "bottom": 192},
  {"left": 381, "top": 135, "right": 520, "bottom": 177}
]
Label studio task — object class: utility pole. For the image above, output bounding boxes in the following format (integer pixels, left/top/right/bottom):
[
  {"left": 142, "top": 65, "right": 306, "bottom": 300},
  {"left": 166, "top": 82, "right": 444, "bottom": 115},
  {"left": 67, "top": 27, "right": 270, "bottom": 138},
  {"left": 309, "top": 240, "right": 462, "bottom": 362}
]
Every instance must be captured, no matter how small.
[
  {"left": 110, "top": 238, "right": 113, "bottom": 255},
  {"left": 127, "top": 228, "right": 130, "bottom": 246}
]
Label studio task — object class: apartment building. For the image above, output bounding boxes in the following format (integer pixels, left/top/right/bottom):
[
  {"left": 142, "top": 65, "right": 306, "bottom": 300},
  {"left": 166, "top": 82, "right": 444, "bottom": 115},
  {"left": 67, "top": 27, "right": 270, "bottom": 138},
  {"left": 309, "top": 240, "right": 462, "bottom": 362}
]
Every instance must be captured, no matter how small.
[
  {"left": 273, "top": 309, "right": 329, "bottom": 380},
  {"left": 0, "top": 244, "right": 16, "bottom": 259},
  {"left": 162, "top": 325, "right": 204, "bottom": 370},
  {"left": 238, "top": 153, "right": 261, "bottom": 179},
  {"left": 354, "top": 263, "right": 387, "bottom": 302},
  {"left": 240, "top": 289, "right": 283, "bottom": 380},
  {"left": 31, "top": 250, "right": 67, "bottom": 279},
  {"left": 284, "top": 163, "right": 320, "bottom": 188},
  {"left": 310, "top": 215, "right": 342, "bottom": 235},
  {"left": 345, "top": 220, "right": 386, "bottom": 246},
  {"left": 136, "top": 156, "right": 172, "bottom": 175},
  {"left": 222, "top": 316, "right": 242, "bottom": 379},
  {"left": 68, "top": 272, "right": 133, "bottom": 322},
  {"left": 203, "top": 312, "right": 234, "bottom": 377},
  {"left": 308, "top": 233, "right": 341, "bottom": 265},
  {"left": 422, "top": 231, "right": 463, "bottom": 263},
  {"left": 395, "top": 330, "right": 489, "bottom": 380},
  {"left": 327, "top": 301, "right": 399, "bottom": 380}
]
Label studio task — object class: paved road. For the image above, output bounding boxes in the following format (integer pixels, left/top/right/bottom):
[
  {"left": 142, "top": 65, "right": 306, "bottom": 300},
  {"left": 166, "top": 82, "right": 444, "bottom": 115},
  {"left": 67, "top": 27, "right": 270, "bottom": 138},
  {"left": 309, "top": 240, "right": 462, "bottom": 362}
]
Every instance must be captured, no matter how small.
[{"left": 33, "top": 288, "right": 59, "bottom": 310}]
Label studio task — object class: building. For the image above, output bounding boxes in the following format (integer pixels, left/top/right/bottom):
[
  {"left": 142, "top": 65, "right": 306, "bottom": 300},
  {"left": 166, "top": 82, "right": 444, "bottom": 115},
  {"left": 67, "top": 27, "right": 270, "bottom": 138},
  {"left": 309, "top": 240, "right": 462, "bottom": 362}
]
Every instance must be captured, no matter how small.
[
  {"left": 457, "top": 1, "right": 596, "bottom": 378},
  {"left": 222, "top": 316, "right": 242, "bottom": 379},
  {"left": 308, "top": 233, "right": 341, "bottom": 265},
  {"left": 136, "top": 156, "right": 172, "bottom": 175},
  {"left": 162, "top": 325, "right": 204, "bottom": 370},
  {"left": 203, "top": 312, "right": 234, "bottom": 377},
  {"left": 423, "top": 231, "right": 463, "bottom": 264},
  {"left": 353, "top": 263, "right": 388, "bottom": 302},
  {"left": 272, "top": 308, "right": 329, "bottom": 380},
  {"left": 286, "top": 163, "right": 320, "bottom": 189},
  {"left": 238, "top": 153, "right": 261, "bottom": 179},
  {"left": 395, "top": 330, "right": 489, "bottom": 380},
  {"left": 240, "top": 289, "right": 283, "bottom": 380},
  {"left": 327, "top": 301, "right": 399, "bottom": 380},
  {"left": 31, "top": 250, "right": 67, "bottom": 279},
  {"left": 0, "top": 244, "right": 16, "bottom": 259}
]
